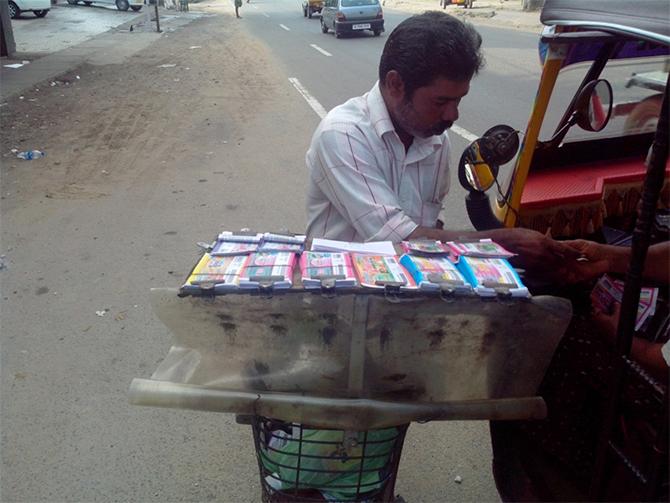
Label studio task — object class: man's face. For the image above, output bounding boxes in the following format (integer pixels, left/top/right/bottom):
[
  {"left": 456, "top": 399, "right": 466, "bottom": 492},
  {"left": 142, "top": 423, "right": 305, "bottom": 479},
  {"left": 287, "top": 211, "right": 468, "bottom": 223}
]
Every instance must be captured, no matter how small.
[{"left": 391, "top": 77, "right": 470, "bottom": 139}]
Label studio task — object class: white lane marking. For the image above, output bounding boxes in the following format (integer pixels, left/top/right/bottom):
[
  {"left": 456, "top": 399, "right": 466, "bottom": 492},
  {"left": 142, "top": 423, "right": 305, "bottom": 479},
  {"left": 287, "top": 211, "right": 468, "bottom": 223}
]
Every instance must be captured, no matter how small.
[
  {"left": 450, "top": 124, "right": 479, "bottom": 143},
  {"left": 262, "top": 11, "right": 269, "bottom": 17},
  {"left": 288, "top": 77, "right": 328, "bottom": 119},
  {"left": 280, "top": 24, "right": 290, "bottom": 31},
  {"left": 310, "top": 44, "right": 332, "bottom": 57}
]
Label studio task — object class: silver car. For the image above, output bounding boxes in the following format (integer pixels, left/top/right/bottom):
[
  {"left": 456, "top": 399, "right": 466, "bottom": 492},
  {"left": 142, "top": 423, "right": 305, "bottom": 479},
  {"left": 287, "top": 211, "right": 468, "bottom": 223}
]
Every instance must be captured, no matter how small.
[{"left": 320, "top": 0, "right": 384, "bottom": 38}]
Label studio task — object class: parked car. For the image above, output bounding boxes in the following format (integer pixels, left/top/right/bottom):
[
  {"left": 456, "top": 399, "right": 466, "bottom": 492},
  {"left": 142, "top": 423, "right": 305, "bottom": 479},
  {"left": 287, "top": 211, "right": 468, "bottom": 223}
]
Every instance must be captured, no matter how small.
[
  {"left": 66, "top": 0, "right": 143, "bottom": 11},
  {"left": 302, "top": 0, "right": 323, "bottom": 18},
  {"left": 320, "top": 0, "right": 383, "bottom": 38},
  {"left": 8, "top": 0, "right": 50, "bottom": 18}
]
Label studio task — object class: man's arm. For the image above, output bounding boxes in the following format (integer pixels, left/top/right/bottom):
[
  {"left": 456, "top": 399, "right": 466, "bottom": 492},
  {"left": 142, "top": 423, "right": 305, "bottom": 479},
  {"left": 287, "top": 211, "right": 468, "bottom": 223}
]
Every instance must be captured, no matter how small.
[
  {"left": 593, "top": 302, "right": 668, "bottom": 381},
  {"left": 408, "top": 225, "right": 579, "bottom": 271},
  {"left": 561, "top": 240, "right": 670, "bottom": 284}
]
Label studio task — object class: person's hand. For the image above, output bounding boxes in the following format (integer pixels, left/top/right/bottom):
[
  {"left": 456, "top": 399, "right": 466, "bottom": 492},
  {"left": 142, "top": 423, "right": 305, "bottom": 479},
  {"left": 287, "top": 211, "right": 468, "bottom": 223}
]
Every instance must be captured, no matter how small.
[
  {"left": 489, "top": 228, "right": 581, "bottom": 272},
  {"left": 592, "top": 300, "right": 620, "bottom": 343},
  {"left": 557, "top": 239, "right": 621, "bottom": 284}
]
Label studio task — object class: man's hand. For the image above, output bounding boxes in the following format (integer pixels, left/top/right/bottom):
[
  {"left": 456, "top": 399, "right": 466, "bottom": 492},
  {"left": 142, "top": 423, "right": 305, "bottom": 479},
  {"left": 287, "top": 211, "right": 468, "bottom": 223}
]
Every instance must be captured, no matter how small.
[
  {"left": 486, "top": 228, "right": 581, "bottom": 272},
  {"left": 557, "top": 239, "right": 628, "bottom": 284}
]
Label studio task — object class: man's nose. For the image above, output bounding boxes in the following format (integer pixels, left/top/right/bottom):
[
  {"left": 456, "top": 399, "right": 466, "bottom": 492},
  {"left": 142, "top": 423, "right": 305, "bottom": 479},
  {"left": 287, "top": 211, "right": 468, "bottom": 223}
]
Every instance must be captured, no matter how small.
[{"left": 442, "top": 104, "right": 459, "bottom": 123}]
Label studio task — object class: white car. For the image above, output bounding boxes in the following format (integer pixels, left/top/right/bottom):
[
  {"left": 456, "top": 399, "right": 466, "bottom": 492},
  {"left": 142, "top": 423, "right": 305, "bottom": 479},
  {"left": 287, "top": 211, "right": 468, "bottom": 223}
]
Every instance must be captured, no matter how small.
[
  {"left": 66, "top": 0, "right": 143, "bottom": 11},
  {"left": 8, "top": 0, "right": 50, "bottom": 18}
]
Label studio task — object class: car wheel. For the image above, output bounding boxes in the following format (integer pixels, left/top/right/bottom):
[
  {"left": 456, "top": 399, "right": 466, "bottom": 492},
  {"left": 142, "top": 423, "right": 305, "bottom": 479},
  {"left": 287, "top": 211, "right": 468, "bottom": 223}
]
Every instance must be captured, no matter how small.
[
  {"left": 130, "top": 4, "right": 141, "bottom": 9},
  {"left": 334, "top": 30, "right": 341, "bottom": 38},
  {"left": 34, "top": 8, "right": 48, "bottom": 16},
  {"left": 8, "top": 1, "right": 19, "bottom": 18},
  {"left": 320, "top": 18, "right": 328, "bottom": 33},
  {"left": 83, "top": 1, "right": 92, "bottom": 4},
  {"left": 373, "top": 29, "right": 381, "bottom": 36},
  {"left": 116, "top": 0, "right": 130, "bottom": 10}
]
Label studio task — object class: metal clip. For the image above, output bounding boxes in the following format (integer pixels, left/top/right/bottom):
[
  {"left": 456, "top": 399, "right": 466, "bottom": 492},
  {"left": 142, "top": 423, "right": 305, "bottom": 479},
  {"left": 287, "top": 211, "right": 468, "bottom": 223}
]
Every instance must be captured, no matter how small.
[
  {"left": 382, "top": 283, "right": 403, "bottom": 302},
  {"left": 257, "top": 282, "right": 275, "bottom": 298}
]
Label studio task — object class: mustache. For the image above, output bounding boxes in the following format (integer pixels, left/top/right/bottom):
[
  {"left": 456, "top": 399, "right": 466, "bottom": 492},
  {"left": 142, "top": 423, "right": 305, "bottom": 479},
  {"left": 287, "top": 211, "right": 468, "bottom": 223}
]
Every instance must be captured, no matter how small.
[{"left": 433, "top": 121, "right": 453, "bottom": 134}]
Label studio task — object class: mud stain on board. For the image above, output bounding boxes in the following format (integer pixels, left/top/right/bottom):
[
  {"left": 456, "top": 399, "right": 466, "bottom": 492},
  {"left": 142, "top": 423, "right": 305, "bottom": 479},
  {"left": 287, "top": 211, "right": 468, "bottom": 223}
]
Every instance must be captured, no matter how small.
[
  {"left": 479, "top": 331, "right": 496, "bottom": 358},
  {"left": 321, "top": 325, "right": 336, "bottom": 346},
  {"left": 382, "top": 373, "right": 406, "bottom": 382},
  {"left": 320, "top": 313, "right": 337, "bottom": 346},
  {"left": 380, "top": 327, "right": 391, "bottom": 351},
  {"left": 217, "top": 315, "right": 237, "bottom": 343},
  {"left": 244, "top": 360, "right": 269, "bottom": 391},
  {"left": 270, "top": 324, "right": 287, "bottom": 336},
  {"left": 427, "top": 329, "right": 445, "bottom": 348}
]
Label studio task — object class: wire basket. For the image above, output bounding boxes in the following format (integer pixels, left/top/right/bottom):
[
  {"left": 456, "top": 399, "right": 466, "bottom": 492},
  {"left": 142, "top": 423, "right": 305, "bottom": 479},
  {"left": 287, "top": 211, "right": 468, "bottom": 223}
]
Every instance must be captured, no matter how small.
[{"left": 251, "top": 417, "right": 408, "bottom": 502}]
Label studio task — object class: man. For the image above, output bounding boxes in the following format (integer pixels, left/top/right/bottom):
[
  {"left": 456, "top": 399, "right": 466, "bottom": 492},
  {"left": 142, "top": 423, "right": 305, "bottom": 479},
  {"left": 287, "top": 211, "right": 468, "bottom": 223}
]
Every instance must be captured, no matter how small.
[{"left": 306, "top": 11, "right": 575, "bottom": 270}]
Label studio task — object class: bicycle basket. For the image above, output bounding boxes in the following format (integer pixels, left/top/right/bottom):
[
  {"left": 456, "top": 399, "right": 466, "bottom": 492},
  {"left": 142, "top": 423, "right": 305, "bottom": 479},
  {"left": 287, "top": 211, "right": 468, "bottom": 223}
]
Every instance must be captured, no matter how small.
[{"left": 251, "top": 417, "right": 408, "bottom": 502}]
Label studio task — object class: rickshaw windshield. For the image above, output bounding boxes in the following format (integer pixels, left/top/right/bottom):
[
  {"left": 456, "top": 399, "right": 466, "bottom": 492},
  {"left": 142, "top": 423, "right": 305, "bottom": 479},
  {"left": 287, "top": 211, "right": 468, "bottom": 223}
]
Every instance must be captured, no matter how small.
[{"left": 539, "top": 41, "right": 669, "bottom": 143}]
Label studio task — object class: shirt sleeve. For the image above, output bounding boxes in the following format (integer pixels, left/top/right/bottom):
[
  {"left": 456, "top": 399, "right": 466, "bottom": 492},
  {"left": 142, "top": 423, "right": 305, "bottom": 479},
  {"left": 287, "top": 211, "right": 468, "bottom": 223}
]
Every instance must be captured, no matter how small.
[{"left": 309, "top": 127, "right": 418, "bottom": 242}]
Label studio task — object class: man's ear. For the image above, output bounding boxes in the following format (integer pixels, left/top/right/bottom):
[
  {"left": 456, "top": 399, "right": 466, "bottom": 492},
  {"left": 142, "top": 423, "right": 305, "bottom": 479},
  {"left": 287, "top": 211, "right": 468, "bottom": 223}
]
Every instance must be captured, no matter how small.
[{"left": 384, "top": 70, "right": 405, "bottom": 101}]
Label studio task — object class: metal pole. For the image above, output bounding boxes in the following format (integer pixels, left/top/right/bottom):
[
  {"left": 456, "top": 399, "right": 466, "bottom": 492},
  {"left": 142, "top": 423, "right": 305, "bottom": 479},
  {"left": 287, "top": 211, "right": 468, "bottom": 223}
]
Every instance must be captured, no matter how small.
[{"left": 154, "top": 0, "right": 160, "bottom": 32}]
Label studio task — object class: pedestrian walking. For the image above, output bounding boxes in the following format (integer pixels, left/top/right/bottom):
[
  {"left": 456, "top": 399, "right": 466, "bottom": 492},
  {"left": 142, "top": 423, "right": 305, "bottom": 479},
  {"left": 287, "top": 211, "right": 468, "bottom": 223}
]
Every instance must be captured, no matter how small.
[{"left": 234, "top": 0, "right": 242, "bottom": 17}]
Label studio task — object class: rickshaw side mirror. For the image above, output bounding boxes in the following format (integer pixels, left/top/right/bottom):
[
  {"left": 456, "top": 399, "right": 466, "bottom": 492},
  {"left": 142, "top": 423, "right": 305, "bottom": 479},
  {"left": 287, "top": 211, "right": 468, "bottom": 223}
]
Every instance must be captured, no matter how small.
[
  {"left": 458, "top": 125, "right": 520, "bottom": 193},
  {"left": 461, "top": 141, "right": 497, "bottom": 192},
  {"left": 575, "top": 79, "right": 613, "bottom": 132}
]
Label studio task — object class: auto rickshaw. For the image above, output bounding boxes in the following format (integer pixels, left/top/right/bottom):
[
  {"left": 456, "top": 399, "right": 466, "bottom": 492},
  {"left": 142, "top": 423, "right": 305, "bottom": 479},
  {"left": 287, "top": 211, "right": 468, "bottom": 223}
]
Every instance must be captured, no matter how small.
[
  {"left": 303, "top": 0, "right": 323, "bottom": 18},
  {"left": 458, "top": 0, "right": 669, "bottom": 500},
  {"left": 440, "top": 0, "right": 474, "bottom": 9}
]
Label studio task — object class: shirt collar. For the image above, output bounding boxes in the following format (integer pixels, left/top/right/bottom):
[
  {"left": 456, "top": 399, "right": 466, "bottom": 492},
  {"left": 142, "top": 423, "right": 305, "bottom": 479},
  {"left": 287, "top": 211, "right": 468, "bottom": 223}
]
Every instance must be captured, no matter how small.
[{"left": 367, "top": 81, "right": 444, "bottom": 154}]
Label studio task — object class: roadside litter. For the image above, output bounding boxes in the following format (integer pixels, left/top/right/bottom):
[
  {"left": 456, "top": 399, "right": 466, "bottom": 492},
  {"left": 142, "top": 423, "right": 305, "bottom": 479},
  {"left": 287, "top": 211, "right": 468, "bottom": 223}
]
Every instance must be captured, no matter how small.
[
  {"left": 16, "top": 150, "right": 46, "bottom": 160},
  {"left": 3, "top": 60, "right": 30, "bottom": 69}
]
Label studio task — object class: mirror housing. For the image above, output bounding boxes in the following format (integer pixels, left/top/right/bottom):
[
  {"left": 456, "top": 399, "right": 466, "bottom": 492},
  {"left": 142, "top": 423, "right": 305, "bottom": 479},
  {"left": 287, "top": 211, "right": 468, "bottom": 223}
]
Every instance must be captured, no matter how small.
[
  {"left": 458, "top": 125, "right": 520, "bottom": 194},
  {"left": 575, "top": 79, "right": 613, "bottom": 132}
]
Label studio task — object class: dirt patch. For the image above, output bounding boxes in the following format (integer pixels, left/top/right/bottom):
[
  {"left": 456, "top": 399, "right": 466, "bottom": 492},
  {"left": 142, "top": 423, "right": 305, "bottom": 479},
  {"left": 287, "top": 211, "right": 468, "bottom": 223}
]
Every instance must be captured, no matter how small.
[{"left": 0, "top": 15, "right": 285, "bottom": 211}]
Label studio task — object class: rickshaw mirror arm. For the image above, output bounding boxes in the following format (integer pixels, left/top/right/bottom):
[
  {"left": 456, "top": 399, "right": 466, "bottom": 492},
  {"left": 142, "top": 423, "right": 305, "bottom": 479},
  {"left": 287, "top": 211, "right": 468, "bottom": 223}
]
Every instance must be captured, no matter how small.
[{"left": 551, "top": 41, "right": 619, "bottom": 141}]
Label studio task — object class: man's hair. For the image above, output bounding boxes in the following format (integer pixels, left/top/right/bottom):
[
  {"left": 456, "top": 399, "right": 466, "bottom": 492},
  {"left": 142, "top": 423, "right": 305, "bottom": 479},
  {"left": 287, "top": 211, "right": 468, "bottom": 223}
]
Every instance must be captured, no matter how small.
[{"left": 379, "top": 11, "right": 484, "bottom": 98}]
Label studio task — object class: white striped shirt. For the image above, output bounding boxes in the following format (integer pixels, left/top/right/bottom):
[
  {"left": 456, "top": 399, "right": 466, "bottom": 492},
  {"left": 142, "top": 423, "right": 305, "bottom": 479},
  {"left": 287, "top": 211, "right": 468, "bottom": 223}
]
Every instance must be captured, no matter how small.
[{"left": 306, "top": 82, "right": 451, "bottom": 243}]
